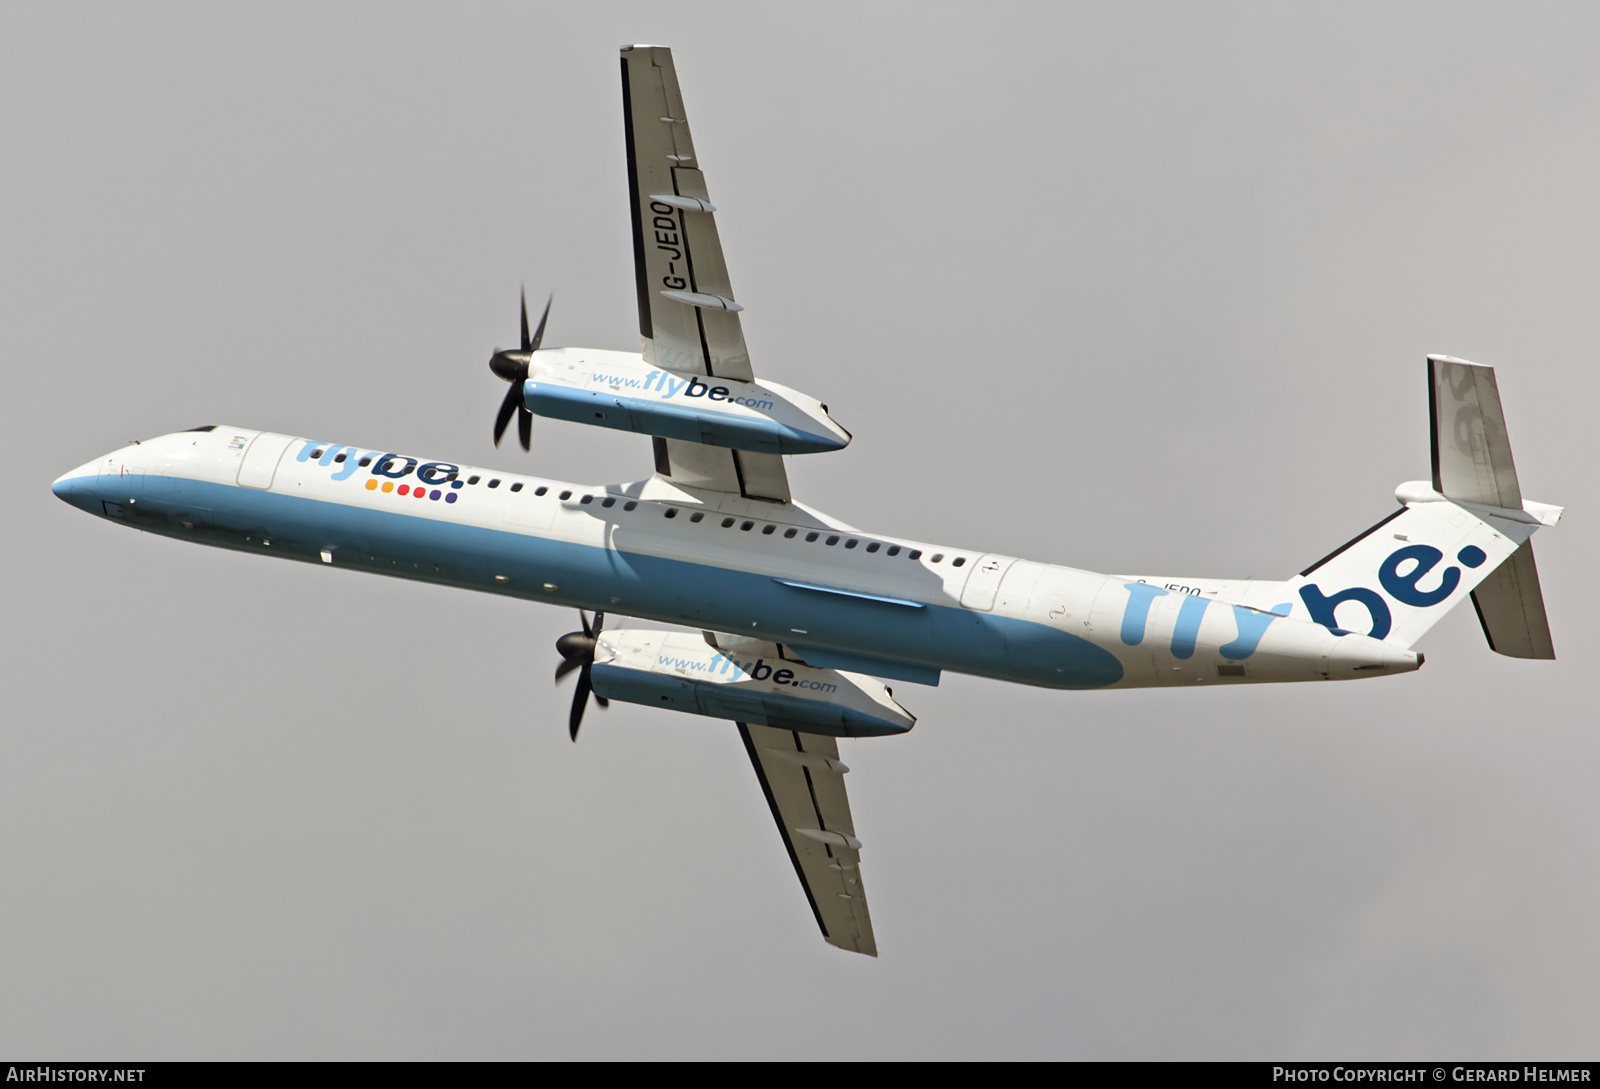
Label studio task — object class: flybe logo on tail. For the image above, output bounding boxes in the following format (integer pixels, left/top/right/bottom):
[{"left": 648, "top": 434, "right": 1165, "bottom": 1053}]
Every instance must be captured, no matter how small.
[{"left": 1299, "top": 543, "right": 1487, "bottom": 640}]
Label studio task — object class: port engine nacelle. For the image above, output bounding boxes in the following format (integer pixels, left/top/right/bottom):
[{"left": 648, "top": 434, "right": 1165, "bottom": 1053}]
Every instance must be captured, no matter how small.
[
  {"left": 589, "top": 630, "right": 915, "bottom": 737},
  {"left": 524, "top": 348, "right": 850, "bottom": 455}
]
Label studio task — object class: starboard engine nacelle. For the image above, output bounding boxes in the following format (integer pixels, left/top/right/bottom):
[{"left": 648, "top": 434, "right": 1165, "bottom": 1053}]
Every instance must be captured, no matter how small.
[
  {"left": 589, "top": 629, "right": 914, "bottom": 737},
  {"left": 523, "top": 348, "right": 850, "bottom": 456}
]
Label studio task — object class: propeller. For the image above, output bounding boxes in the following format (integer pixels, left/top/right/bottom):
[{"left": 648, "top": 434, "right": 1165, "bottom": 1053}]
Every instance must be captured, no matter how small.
[
  {"left": 554, "top": 610, "right": 609, "bottom": 741},
  {"left": 490, "top": 288, "right": 552, "bottom": 451}
]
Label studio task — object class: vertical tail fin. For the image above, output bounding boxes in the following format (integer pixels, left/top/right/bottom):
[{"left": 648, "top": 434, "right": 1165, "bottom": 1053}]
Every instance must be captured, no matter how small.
[{"left": 1286, "top": 358, "right": 1558, "bottom": 656}]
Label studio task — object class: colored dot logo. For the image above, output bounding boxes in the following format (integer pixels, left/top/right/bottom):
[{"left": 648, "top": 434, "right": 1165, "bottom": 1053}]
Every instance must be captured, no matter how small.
[{"left": 365, "top": 477, "right": 458, "bottom": 503}]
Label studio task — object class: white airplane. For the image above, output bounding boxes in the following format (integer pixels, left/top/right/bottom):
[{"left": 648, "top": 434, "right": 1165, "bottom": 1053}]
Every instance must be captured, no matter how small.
[{"left": 51, "top": 46, "right": 1561, "bottom": 958}]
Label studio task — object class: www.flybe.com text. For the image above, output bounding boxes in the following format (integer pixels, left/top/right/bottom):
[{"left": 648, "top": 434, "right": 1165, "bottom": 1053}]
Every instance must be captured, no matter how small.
[
  {"left": 659, "top": 653, "right": 838, "bottom": 692},
  {"left": 591, "top": 370, "right": 774, "bottom": 410}
]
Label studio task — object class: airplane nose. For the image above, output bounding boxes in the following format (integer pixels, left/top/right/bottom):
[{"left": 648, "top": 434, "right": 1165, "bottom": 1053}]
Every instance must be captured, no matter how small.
[
  {"left": 52, "top": 471, "right": 86, "bottom": 510},
  {"left": 51, "top": 464, "right": 103, "bottom": 513}
]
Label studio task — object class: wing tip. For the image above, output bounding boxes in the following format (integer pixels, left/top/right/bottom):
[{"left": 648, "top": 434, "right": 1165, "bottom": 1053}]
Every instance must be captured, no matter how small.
[{"left": 826, "top": 935, "right": 879, "bottom": 958}]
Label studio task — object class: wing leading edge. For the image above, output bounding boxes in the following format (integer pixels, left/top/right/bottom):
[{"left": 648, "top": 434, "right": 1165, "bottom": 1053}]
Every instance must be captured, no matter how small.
[{"left": 738, "top": 723, "right": 877, "bottom": 956}]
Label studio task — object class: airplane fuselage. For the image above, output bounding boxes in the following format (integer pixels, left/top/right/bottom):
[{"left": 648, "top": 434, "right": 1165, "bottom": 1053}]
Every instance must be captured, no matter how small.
[{"left": 51, "top": 425, "right": 1420, "bottom": 692}]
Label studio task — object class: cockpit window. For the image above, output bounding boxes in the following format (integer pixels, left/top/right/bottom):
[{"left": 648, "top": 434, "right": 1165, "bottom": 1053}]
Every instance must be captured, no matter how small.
[{"left": 183, "top": 425, "right": 217, "bottom": 433}]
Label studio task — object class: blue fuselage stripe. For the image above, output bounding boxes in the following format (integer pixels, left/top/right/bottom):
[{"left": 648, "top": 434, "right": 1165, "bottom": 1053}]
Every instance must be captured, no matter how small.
[{"left": 68, "top": 475, "right": 1124, "bottom": 689}]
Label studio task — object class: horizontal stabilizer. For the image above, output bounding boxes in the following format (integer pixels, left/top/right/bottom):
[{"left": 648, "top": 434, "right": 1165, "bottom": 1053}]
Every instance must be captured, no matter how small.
[
  {"left": 1471, "top": 539, "right": 1555, "bottom": 659},
  {"left": 1429, "top": 355, "right": 1523, "bottom": 508}
]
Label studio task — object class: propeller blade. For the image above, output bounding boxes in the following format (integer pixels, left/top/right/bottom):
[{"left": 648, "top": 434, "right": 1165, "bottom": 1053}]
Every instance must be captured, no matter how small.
[
  {"left": 557, "top": 609, "right": 607, "bottom": 741},
  {"left": 588, "top": 614, "right": 607, "bottom": 708},
  {"left": 570, "top": 668, "right": 592, "bottom": 741},
  {"left": 529, "top": 293, "right": 553, "bottom": 353},
  {"left": 493, "top": 382, "right": 522, "bottom": 447},
  {"left": 517, "top": 405, "right": 532, "bottom": 452}
]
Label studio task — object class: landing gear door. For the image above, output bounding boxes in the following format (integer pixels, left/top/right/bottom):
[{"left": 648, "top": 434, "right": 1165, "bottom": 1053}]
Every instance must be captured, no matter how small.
[
  {"left": 236, "top": 432, "right": 296, "bottom": 490},
  {"left": 959, "top": 554, "right": 1018, "bottom": 611}
]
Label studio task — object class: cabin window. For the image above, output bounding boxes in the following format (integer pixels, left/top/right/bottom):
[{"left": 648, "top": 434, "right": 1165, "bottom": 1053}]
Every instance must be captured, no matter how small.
[
  {"left": 624, "top": 500, "right": 637, "bottom": 511},
  {"left": 558, "top": 490, "right": 572, "bottom": 500},
  {"left": 664, "top": 508, "right": 679, "bottom": 519},
  {"left": 908, "top": 549, "right": 922, "bottom": 560},
  {"left": 825, "top": 535, "right": 840, "bottom": 546},
  {"left": 930, "top": 553, "right": 944, "bottom": 563},
  {"left": 866, "top": 542, "right": 880, "bottom": 553},
  {"left": 510, "top": 482, "right": 523, "bottom": 493},
  {"left": 784, "top": 528, "right": 798, "bottom": 539},
  {"left": 886, "top": 545, "right": 900, "bottom": 556},
  {"left": 535, "top": 485, "right": 548, "bottom": 496},
  {"left": 311, "top": 449, "right": 325, "bottom": 459},
  {"left": 601, "top": 497, "right": 615, "bottom": 508},
  {"left": 580, "top": 494, "right": 593, "bottom": 505},
  {"left": 740, "top": 521, "right": 754, "bottom": 531},
  {"left": 359, "top": 457, "right": 372, "bottom": 467},
  {"left": 488, "top": 479, "right": 501, "bottom": 488},
  {"left": 334, "top": 453, "right": 347, "bottom": 463},
  {"left": 844, "top": 538, "right": 858, "bottom": 549},
  {"left": 690, "top": 512, "right": 704, "bottom": 523},
  {"left": 952, "top": 556, "right": 966, "bottom": 567},
  {"left": 467, "top": 475, "right": 480, "bottom": 485},
  {"left": 761, "top": 525, "right": 776, "bottom": 535},
  {"left": 805, "top": 532, "right": 819, "bottom": 542},
  {"left": 721, "top": 517, "right": 735, "bottom": 528}
]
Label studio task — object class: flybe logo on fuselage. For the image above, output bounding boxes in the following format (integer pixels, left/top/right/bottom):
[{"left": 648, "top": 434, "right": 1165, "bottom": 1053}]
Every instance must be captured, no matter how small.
[
  {"left": 1119, "top": 584, "right": 1292, "bottom": 660},
  {"left": 1298, "top": 543, "right": 1487, "bottom": 640},
  {"left": 293, "top": 441, "right": 465, "bottom": 504},
  {"left": 1118, "top": 542, "right": 1488, "bottom": 656}
]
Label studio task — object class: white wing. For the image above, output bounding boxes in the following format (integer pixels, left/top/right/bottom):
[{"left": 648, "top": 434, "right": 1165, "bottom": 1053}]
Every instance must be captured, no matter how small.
[
  {"left": 621, "top": 45, "right": 789, "bottom": 503},
  {"left": 738, "top": 723, "right": 877, "bottom": 956}
]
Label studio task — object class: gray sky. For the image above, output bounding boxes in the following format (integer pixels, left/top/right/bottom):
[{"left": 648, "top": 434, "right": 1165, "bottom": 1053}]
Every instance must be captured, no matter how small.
[{"left": 4, "top": 1, "right": 1597, "bottom": 1059}]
